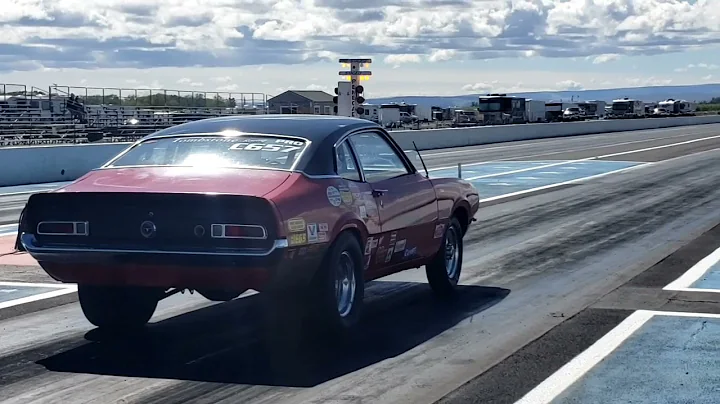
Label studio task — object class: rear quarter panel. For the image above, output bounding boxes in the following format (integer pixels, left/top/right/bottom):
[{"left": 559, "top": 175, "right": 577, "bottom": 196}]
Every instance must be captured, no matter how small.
[
  {"left": 265, "top": 173, "right": 374, "bottom": 266},
  {"left": 430, "top": 178, "right": 480, "bottom": 229}
]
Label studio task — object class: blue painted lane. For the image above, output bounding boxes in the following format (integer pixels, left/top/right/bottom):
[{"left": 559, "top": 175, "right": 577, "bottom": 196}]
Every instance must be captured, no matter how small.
[
  {"left": 0, "top": 181, "right": 72, "bottom": 196},
  {"left": 551, "top": 314, "right": 720, "bottom": 404},
  {"left": 690, "top": 260, "right": 720, "bottom": 289},
  {"left": 429, "top": 161, "right": 562, "bottom": 179},
  {"left": 0, "top": 285, "right": 64, "bottom": 304},
  {"left": 431, "top": 160, "right": 642, "bottom": 200}
]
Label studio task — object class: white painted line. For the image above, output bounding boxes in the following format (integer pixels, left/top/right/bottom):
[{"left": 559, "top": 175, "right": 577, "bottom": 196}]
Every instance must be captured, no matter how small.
[
  {"left": 465, "top": 161, "right": 573, "bottom": 181},
  {"left": 428, "top": 160, "right": 495, "bottom": 172},
  {"left": 0, "top": 224, "right": 16, "bottom": 231},
  {"left": 440, "top": 132, "right": 720, "bottom": 182},
  {"left": 0, "top": 281, "right": 76, "bottom": 288},
  {"left": 478, "top": 163, "right": 653, "bottom": 203},
  {"left": 515, "top": 309, "right": 720, "bottom": 404},
  {"left": 422, "top": 127, "right": 708, "bottom": 157},
  {"left": 663, "top": 245, "right": 720, "bottom": 290},
  {"left": 594, "top": 133, "right": 720, "bottom": 159},
  {"left": 515, "top": 310, "right": 654, "bottom": 404},
  {"left": 0, "top": 284, "right": 77, "bottom": 310}
]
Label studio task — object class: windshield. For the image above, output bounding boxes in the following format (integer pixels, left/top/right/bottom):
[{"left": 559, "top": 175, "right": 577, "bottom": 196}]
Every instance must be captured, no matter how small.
[{"left": 107, "top": 134, "right": 309, "bottom": 170}]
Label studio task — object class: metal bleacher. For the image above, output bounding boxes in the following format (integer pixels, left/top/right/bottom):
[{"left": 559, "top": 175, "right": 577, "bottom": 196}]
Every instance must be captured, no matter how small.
[{"left": 0, "top": 83, "right": 270, "bottom": 146}]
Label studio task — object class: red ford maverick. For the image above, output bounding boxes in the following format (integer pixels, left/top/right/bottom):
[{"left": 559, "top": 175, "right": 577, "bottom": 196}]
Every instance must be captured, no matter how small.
[{"left": 17, "top": 115, "right": 480, "bottom": 335}]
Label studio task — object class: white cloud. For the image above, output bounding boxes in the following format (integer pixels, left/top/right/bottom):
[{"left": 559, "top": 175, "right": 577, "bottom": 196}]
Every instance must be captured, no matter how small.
[
  {"left": 592, "top": 54, "right": 621, "bottom": 64},
  {"left": 0, "top": 0, "right": 718, "bottom": 75},
  {"left": 428, "top": 49, "right": 456, "bottom": 62},
  {"left": 461, "top": 83, "right": 493, "bottom": 92},
  {"left": 675, "top": 63, "right": 718, "bottom": 72},
  {"left": 556, "top": 80, "right": 584, "bottom": 91},
  {"left": 383, "top": 54, "right": 422, "bottom": 65}
]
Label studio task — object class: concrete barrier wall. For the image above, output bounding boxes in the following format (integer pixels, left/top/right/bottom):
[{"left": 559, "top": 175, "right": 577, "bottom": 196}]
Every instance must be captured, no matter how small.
[{"left": 2, "top": 115, "right": 720, "bottom": 187}]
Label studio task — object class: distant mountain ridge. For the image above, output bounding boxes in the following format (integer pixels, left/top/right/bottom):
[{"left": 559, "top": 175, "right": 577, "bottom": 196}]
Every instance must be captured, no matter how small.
[{"left": 367, "top": 84, "right": 720, "bottom": 108}]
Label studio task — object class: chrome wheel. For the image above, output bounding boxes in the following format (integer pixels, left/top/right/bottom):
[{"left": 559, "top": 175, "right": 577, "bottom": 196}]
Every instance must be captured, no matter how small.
[
  {"left": 444, "top": 226, "right": 460, "bottom": 280},
  {"left": 335, "top": 251, "right": 356, "bottom": 318}
]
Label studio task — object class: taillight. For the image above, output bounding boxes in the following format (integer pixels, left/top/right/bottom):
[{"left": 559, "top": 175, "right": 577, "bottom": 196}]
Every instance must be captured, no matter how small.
[
  {"left": 36, "top": 221, "right": 89, "bottom": 236},
  {"left": 210, "top": 224, "right": 267, "bottom": 239}
]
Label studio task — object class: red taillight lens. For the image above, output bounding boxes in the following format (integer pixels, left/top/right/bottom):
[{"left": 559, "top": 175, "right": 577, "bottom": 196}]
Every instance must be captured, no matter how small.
[
  {"left": 36, "top": 221, "right": 89, "bottom": 236},
  {"left": 211, "top": 224, "right": 266, "bottom": 239}
]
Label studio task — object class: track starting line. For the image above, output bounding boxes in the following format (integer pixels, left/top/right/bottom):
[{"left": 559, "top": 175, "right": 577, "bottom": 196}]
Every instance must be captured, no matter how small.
[{"left": 516, "top": 239, "right": 720, "bottom": 404}]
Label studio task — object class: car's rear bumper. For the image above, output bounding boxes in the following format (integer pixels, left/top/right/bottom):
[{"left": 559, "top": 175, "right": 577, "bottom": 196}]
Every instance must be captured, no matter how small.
[{"left": 20, "top": 233, "right": 323, "bottom": 291}]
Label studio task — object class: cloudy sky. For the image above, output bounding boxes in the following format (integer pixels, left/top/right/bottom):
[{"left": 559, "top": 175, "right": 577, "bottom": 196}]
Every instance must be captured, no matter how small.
[{"left": 0, "top": 0, "right": 719, "bottom": 98}]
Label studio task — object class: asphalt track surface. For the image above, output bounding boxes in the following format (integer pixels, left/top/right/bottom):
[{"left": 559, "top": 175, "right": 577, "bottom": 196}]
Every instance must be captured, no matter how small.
[{"left": 2, "top": 123, "right": 720, "bottom": 403}]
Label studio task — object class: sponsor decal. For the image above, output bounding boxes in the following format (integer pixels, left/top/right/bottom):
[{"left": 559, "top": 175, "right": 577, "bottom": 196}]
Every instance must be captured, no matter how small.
[
  {"left": 289, "top": 232, "right": 307, "bottom": 246},
  {"left": 370, "top": 238, "right": 378, "bottom": 249},
  {"left": 389, "top": 232, "right": 397, "bottom": 245},
  {"left": 287, "top": 249, "right": 296, "bottom": 259},
  {"left": 385, "top": 247, "right": 394, "bottom": 263},
  {"left": 318, "top": 231, "right": 328, "bottom": 242},
  {"left": 359, "top": 205, "right": 367, "bottom": 219},
  {"left": 376, "top": 246, "right": 387, "bottom": 264},
  {"left": 364, "top": 237, "right": 375, "bottom": 255},
  {"left": 404, "top": 246, "right": 418, "bottom": 258},
  {"left": 433, "top": 224, "right": 445, "bottom": 239},
  {"left": 326, "top": 186, "right": 342, "bottom": 207},
  {"left": 319, "top": 223, "right": 329, "bottom": 232},
  {"left": 307, "top": 223, "right": 318, "bottom": 243},
  {"left": 288, "top": 217, "right": 306, "bottom": 233},
  {"left": 340, "top": 189, "right": 353, "bottom": 205},
  {"left": 394, "top": 239, "right": 406, "bottom": 253}
]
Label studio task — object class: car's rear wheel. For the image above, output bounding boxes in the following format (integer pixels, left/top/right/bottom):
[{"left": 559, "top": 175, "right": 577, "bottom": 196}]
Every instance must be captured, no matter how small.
[
  {"left": 78, "top": 285, "right": 162, "bottom": 331},
  {"left": 426, "top": 216, "right": 463, "bottom": 297},
  {"left": 302, "top": 231, "right": 365, "bottom": 337}
]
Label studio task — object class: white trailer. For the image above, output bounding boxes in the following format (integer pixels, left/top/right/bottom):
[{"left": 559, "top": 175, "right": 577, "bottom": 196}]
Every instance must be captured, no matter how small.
[
  {"left": 525, "top": 100, "right": 547, "bottom": 123},
  {"left": 609, "top": 98, "right": 645, "bottom": 119},
  {"left": 659, "top": 99, "right": 697, "bottom": 116},
  {"left": 379, "top": 104, "right": 401, "bottom": 127},
  {"left": 414, "top": 105, "right": 433, "bottom": 122}
]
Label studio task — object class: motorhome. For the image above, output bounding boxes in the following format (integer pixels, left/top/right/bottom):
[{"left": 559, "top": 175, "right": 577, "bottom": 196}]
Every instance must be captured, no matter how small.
[
  {"left": 477, "top": 94, "right": 527, "bottom": 124},
  {"left": 658, "top": 99, "right": 697, "bottom": 116},
  {"left": 609, "top": 98, "right": 645, "bottom": 119}
]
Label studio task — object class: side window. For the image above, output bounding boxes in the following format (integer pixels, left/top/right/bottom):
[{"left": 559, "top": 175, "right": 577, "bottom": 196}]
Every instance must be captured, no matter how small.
[
  {"left": 335, "top": 140, "right": 361, "bottom": 181},
  {"left": 348, "top": 132, "right": 410, "bottom": 183}
]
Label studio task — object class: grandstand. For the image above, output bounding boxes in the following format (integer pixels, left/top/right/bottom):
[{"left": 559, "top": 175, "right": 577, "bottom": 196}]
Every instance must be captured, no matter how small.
[{"left": 0, "top": 83, "right": 270, "bottom": 146}]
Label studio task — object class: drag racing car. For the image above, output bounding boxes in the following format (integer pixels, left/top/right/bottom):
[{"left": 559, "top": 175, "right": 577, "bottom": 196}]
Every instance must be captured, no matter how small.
[{"left": 16, "top": 115, "right": 480, "bottom": 335}]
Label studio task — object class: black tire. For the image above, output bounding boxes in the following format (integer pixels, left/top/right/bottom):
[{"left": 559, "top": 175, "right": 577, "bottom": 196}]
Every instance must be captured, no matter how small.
[
  {"left": 197, "top": 289, "right": 245, "bottom": 302},
  {"left": 78, "top": 285, "right": 161, "bottom": 331},
  {"left": 426, "top": 216, "right": 464, "bottom": 298},
  {"left": 308, "top": 231, "right": 365, "bottom": 335},
  {"left": 260, "top": 232, "right": 364, "bottom": 351}
]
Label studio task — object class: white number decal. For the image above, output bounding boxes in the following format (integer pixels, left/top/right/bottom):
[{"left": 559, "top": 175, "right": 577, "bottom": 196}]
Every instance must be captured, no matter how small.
[
  {"left": 262, "top": 144, "right": 282, "bottom": 152},
  {"left": 229, "top": 143, "right": 302, "bottom": 153},
  {"left": 244, "top": 143, "right": 264, "bottom": 151}
]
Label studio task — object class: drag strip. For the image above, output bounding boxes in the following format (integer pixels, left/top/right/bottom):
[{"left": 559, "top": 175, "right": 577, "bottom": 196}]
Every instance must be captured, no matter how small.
[{"left": 1, "top": 124, "right": 720, "bottom": 404}]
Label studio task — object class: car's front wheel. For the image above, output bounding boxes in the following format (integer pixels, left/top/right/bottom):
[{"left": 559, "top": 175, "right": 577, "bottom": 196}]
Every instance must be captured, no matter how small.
[
  {"left": 426, "top": 216, "right": 464, "bottom": 297},
  {"left": 78, "top": 285, "right": 162, "bottom": 331}
]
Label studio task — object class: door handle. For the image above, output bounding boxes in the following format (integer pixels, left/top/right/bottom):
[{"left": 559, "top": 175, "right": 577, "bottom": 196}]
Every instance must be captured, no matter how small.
[{"left": 372, "top": 189, "right": 388, "bottom": 198}]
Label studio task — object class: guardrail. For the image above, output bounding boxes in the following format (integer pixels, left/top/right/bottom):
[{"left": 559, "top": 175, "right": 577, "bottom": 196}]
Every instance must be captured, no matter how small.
[{"left": 1, "top": 115, "right": 720, "bottom": 187}]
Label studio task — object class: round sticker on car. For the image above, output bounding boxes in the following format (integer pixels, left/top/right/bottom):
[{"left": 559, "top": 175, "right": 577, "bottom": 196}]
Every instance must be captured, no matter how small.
[{"left": 327, "top": 186, "right": 342, "bottom": 207}]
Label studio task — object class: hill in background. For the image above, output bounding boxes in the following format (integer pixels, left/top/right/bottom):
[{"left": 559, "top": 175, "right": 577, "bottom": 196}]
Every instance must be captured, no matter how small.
[{"left": 367, "top": 84, "right": 720, "bottom": 108}]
